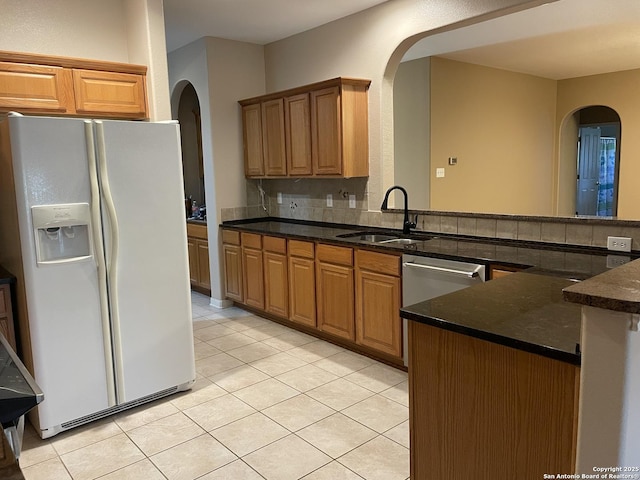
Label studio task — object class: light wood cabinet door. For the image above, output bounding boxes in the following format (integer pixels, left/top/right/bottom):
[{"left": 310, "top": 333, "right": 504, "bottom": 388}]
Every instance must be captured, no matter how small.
[
  {"left": 264, "top": 251, "right": 289, "bottom": 317},
  {"left": 242, "top": 103, "right": 264, "bottom": 176},
  {"left": 72, "top": 69, "right": 146, "bottom": 118},
  {"left": 355, "top": 269, "right": 402, "bottom": 357},
  {"left": 187, "top": 238, "right": 198, "bottom": 285},
  {"left": 223, "top": 244, "right": 243, "bottom": 302},
  {"left": 242, "top": 246, "right": 265, "bottom": 309},
  {"left": 311, "top": 86, "right": 342, "bottom": 175},
  {"left": 197, "top": 240, "right": 210, "bottom": 289},
  {"left": 288, "top": 256, "right": 316, "bottom": 327},
  {"left": 0, "top": 62, "right": 74, "bottom": 114},
  {"left": 316, "top": 261, "right": 354, "bottom": 340},
  {"left": 0, "top": 284, "right": 16, "bottom": 351},
  {"left": 285, "top": 93, "right": 312, "bottom": 175},
  {"left": 261, "top": 98, "right": 287, "bottom": 176}
]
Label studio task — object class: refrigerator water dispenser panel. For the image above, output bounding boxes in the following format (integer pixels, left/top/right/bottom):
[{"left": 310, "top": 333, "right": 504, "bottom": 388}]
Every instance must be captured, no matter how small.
[{"left": 32, "top": 203, "right": 92, "bottom": 265}]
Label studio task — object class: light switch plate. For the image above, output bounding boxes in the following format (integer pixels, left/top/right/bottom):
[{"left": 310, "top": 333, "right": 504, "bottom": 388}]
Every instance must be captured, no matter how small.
[
  {"left": 349, "top": 194, "right": 356, "bottom": 208},
  {"left": 326, "top": 194, "right": 333, "bottom": 207},
  {"left": 607, "top": 236, "right": 632, "bottom": 252},
  {"left": 277, "top": 192, "right": 282, "bottom": 204},
  {"left": 436, "top": 168, "right": 445, "bottom": 178}
]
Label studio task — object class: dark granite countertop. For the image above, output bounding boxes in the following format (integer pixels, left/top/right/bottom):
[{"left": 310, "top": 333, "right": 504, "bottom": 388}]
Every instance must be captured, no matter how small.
[
  {"left": 221, "top": 218, "right": 634, "bottom": 365},
  {"left": 0, "top": 266, "right": 15, "bottom": 285},
  {"left": 221, "top": 218, "right": 618, "bottom": 279},
  {"left": 563, "top": 257, "right": 640, "bottom": 314},
  {"left": 401, "top": 272, "right": 582, "bottom": 364}
]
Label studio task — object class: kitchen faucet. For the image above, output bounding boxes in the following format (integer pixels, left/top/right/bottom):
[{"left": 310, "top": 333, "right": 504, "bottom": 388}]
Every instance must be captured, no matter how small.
[{"left": 380, "top": 185, "right": 417, "bottom": 234}]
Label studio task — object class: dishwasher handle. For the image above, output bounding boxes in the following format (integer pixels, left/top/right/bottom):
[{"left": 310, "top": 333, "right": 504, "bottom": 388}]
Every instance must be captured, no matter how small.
[{"left": 402, "top": 261, "right": 481, "bottom": 278}]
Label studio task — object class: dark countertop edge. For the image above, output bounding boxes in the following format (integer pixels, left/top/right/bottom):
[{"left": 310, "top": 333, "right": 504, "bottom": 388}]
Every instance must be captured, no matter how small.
[
  {"left": 220, "top": 217, "right": 614, "bottom": 258},
  {"left": 186, "top": 218, "right": 207, "bottom": 225},
  {"left": 400, "top": 309, "right": 581, "bottom": 366},
  {"left": 383, "top": 208, "right": 640, "bottom": 228},
  {"left": 563, "top": 257, "right": 640, "bottom": 314}
]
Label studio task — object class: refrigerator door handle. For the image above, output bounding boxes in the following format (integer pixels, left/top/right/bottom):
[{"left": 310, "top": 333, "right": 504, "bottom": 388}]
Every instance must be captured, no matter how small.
[
  {"left": 94, "top": 121, "right": 126, "bottom": 403},
  {"left": 84, "top": 121, "right": 117, "bottom": 407}
]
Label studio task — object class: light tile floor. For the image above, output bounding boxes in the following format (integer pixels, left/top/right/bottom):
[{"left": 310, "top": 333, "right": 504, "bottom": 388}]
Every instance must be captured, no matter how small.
[{"left": 19, "top": 292, "right": 410, "bottom": 480}]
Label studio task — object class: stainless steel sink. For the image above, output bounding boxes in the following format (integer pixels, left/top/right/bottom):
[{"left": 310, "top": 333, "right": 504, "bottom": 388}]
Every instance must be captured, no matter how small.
[
  {"left": 336, "top": 231, "right": 427, "bottom": 244},
  {"left": 354, "top": 234, "right": 397, "bottom": 242},
  {"left": 378, "top": 238, "right": 421, "bottom": 245}
]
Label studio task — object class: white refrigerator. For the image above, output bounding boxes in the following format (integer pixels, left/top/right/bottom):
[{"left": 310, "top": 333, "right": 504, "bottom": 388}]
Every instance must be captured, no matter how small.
[{"left": 0, "top": 113, "right": 196, "bottom": 439}]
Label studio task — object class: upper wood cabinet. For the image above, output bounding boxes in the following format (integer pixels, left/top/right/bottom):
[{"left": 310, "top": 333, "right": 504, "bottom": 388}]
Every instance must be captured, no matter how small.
[
  {"left": 285, "top": 93, "right": 312, "bottom": 176},
  {"left": 0, "top": 61, "right": 73, "bottom": 114},
  {"left": 0, "top": 51, "right": 148, "bottom": 119},
  {"left": 261, "top": 99, "right": 287, "bottom": 176},
  {"left": 72, "top": 69, "right": 146, "bottom": 118},
  {"left": 242, "top": 103, "right": 265, "bottom": 176},
  {"left": 239, "top": 77, "right": 370, "bottom": 178}
]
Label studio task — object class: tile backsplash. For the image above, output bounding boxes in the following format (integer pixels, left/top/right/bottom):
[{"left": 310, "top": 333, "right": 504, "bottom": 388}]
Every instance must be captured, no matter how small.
[{"left": 219, "top": 178, "right": 640, "bottom": 252}]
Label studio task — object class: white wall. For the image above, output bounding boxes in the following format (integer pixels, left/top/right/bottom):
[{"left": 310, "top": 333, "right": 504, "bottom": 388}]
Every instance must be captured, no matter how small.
[
  {"left": 168, "top": 37, "right": 265, "bottom": 304},
  {"left": 0, "top": 0, "right": 170, "bottom": 120},
  {"left": 393, "top": 57, "right": 430, "bottom": 210},
  {"left": 263, "top": 0, "right": 550, "bottom": 209}
]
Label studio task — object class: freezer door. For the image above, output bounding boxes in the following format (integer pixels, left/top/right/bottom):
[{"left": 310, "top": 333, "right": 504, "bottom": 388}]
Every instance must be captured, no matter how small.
[
  {"left": 6, "top": 115, "right": 114, "bottom": 432},
  {"left": 95, "top": 120, "right": 195, "bottom": 403}
]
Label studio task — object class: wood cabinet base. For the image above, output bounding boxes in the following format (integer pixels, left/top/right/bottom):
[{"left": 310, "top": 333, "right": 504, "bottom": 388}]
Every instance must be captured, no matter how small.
[{"left": 409, "top": 321, "right": 578, "bottom": 479}]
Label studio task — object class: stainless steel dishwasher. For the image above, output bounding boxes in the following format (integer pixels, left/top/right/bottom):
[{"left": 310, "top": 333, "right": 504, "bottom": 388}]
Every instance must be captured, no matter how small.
[{"left": 402, "top": 254, "right": 486, "bottom": 365}]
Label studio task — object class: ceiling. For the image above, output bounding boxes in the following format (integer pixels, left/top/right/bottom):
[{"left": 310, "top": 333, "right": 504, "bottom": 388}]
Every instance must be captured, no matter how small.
[
  {"left": 162, "top": 0, "right": 389, "bottom": 53},
  {"left": 402, "top": 0, "right": 640, "bottom": 80},
  {"left": 162, "top": 0, "right": 640, "bottom": 79}
]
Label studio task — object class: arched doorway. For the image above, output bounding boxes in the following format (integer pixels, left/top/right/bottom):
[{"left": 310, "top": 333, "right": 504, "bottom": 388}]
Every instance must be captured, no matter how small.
[
  {"left": 177, "top": 83, "right": 205, "bottom": 219},
  {"left": 559, "top": 105, "right": 621, "bottom": 217}
]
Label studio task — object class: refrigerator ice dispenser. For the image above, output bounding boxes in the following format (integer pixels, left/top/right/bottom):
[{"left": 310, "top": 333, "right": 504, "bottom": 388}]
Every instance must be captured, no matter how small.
[{"left": 31, "top": 203, "right": 92, "bottom": 265}]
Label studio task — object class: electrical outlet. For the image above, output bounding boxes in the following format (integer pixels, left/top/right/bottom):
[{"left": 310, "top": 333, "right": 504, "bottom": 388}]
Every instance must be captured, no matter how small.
[
  {"left": 326, "top": 194, "right": 333, "bottom": 207},
  {"left": 349, "top": 194, "right": 356, "bottom": 208},
  {"left": 436, "top": 168, "right": 445, "bottom": 178},
  {"left": 607, "top": 236, "right": 632, "bottom": 252},
  {"left": 277, "top": 192, "right": 282, "bottom": 204},
  {"left": 606, "top": 255, "right": 631, "bottom": 269}
]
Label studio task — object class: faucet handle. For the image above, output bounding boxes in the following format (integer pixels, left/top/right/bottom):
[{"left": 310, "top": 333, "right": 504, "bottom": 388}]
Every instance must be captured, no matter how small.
[{"left": 410, "top": 214, "right": 418, "bottom": 229}]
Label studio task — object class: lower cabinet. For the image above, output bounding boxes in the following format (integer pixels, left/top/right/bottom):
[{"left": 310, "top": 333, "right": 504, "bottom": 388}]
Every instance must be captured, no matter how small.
[
  {"left": 355, "top": 250, "right": 402, "bottom": 358},
  {"left": 241, "top": 233, "right": 265, "bottom": 310},
  {"left": 288, "top": 240, "right": 316, "bottom": 327},
  {"left": 187, "top": 223, "right": 210, "bottom": 295},
  {"left": 222, "top": 230, "right": 243, "bottom": 302},
  {"left": 316, "top": 244, "right": 355, "bottom": 341},
  {"left": 220, "top": 228, "right": 403, "bottom": 364},
  {"left": 263, "top": 236, "right": 289, "bottom": 318}
]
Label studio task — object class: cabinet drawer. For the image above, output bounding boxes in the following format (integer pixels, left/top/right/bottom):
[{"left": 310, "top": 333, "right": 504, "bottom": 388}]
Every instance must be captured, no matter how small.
[
  {"left": 289, "top": 240, "right": 314, "bottom": 259},
  {"left": 221, "top": 229, "right": 240, "bottom": 245},
  {"left": 263, "top": 236, "right": 286, "bottom": 254},
  {"left": 241, "top": 232, "right": 262, "bottom": 249},
  {"left": 187, "top": 222, "right": 207, "bottom": 240},
  {"left": 356, "top": 249, "right": 401, "bottom": 276},
  {"left": 317, "top": 243, "right": 353, "bottom": 266}
]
